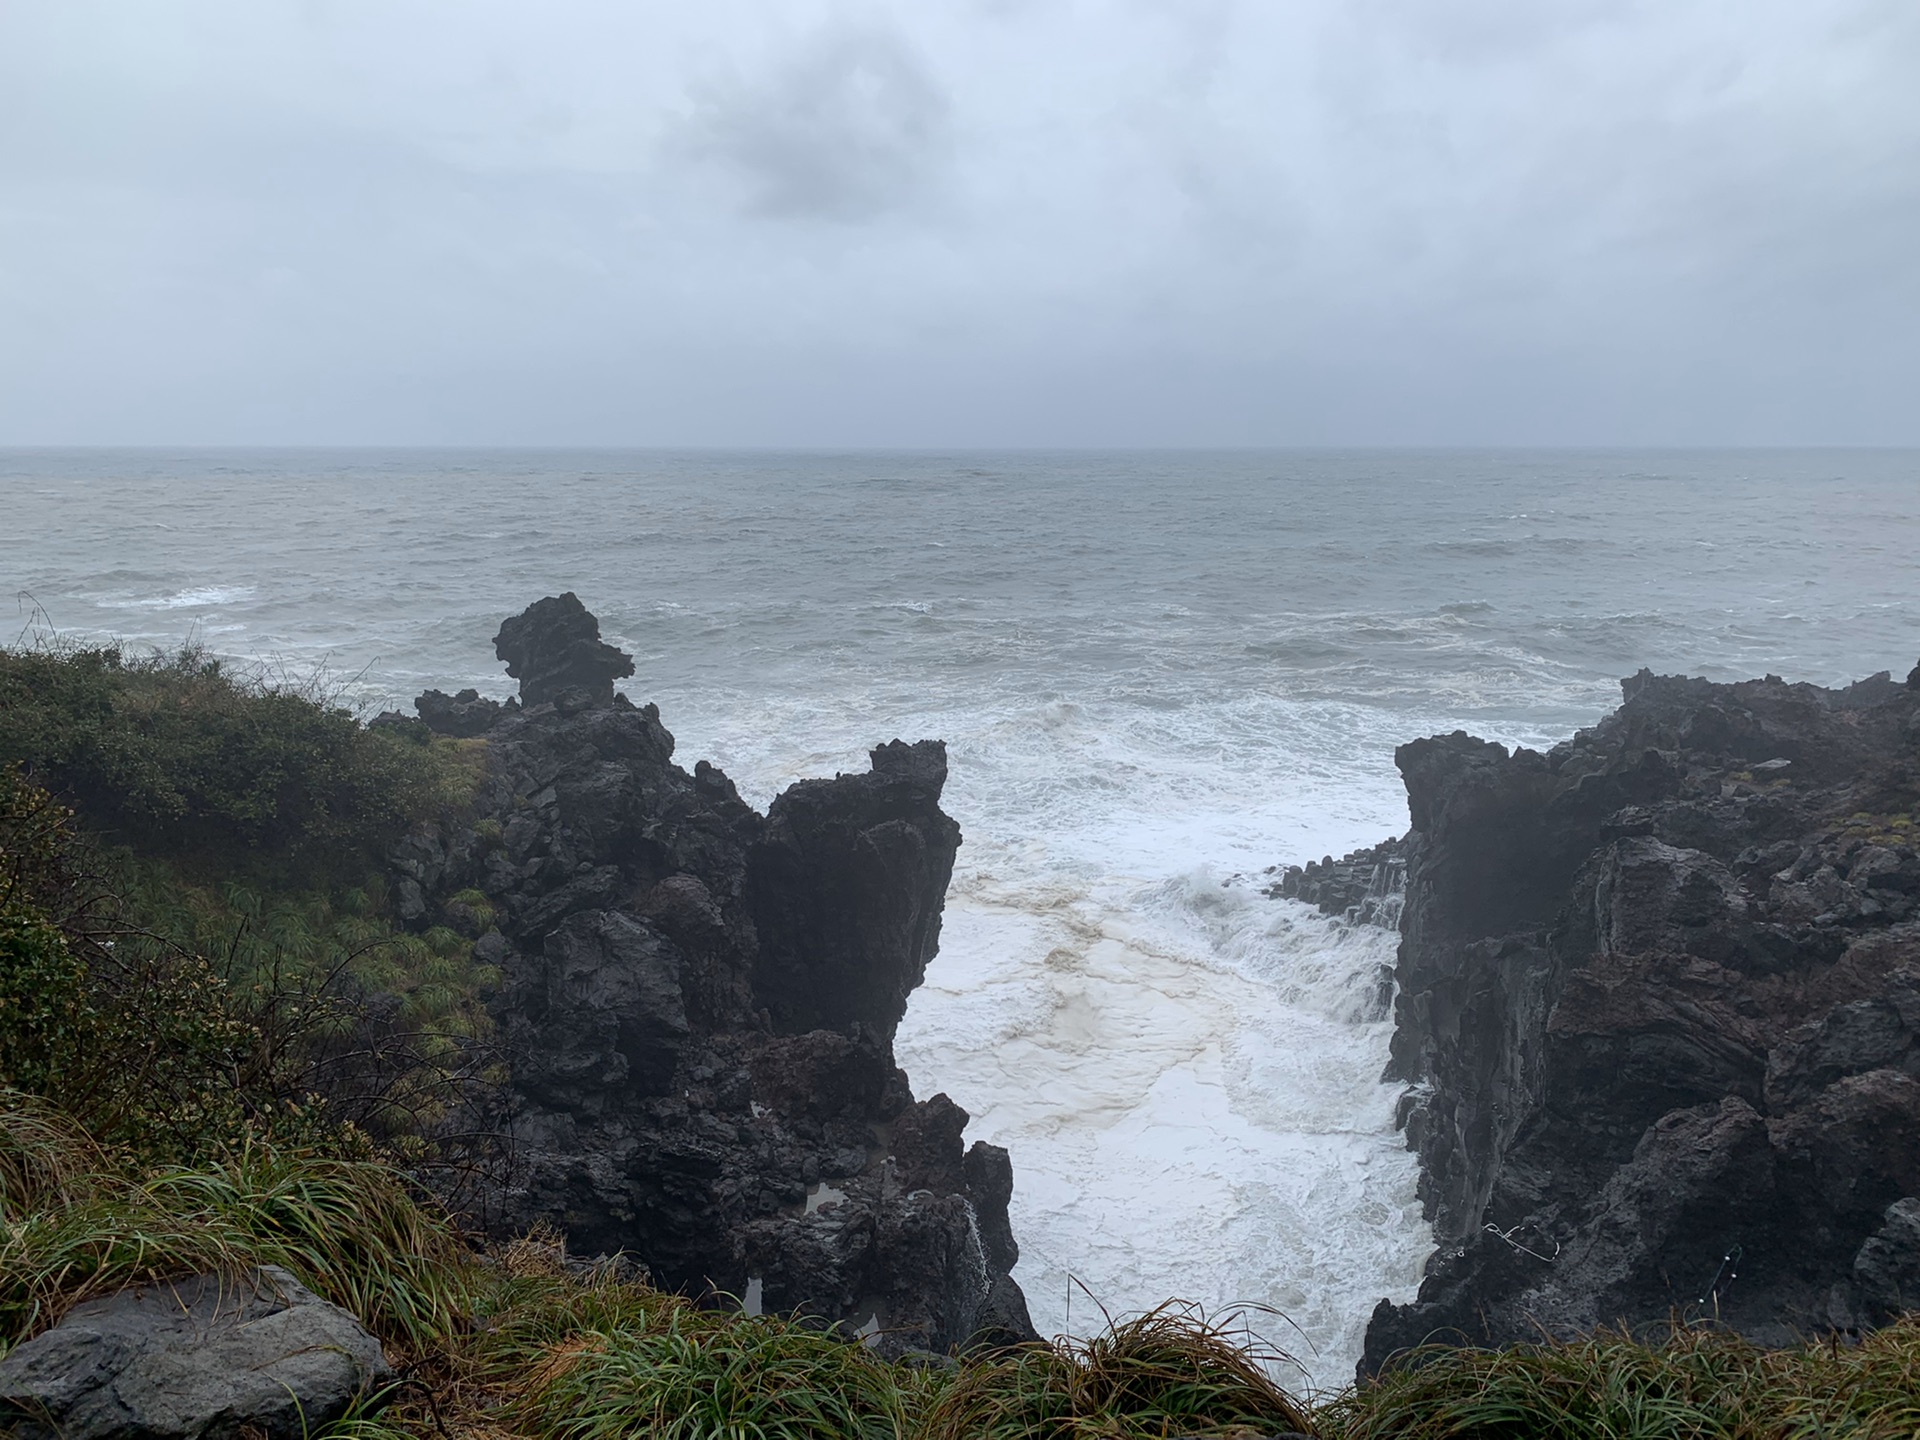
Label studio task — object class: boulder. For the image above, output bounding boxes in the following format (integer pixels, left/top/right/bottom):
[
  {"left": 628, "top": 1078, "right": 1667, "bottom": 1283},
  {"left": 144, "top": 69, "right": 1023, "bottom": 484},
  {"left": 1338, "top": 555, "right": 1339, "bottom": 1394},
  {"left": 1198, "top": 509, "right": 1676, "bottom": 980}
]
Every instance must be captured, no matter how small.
[
  {"left": 1853, "top": 1197, "right": 1920, "bottom": 1322},
  {"left": 0, "top": 1266, "right": 390, "bottom": 1440}
]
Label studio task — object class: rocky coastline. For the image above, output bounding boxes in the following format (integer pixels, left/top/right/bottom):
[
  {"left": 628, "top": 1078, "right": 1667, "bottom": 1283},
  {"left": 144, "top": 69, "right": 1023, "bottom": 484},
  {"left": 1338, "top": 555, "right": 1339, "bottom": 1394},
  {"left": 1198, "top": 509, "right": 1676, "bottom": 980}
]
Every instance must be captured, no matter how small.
[
  {"left": 1361, "top": 660, "right": 1920, "bottom": 1370},
  {"left": 11, "top": 588, "right": 1920, "bottom": 1435},
  {"left": 363, "top": 611, "right": 1920, "bottom": 1372},
  {"left": 385, "top": 594, "right": 1033, "bottom": 1356}
]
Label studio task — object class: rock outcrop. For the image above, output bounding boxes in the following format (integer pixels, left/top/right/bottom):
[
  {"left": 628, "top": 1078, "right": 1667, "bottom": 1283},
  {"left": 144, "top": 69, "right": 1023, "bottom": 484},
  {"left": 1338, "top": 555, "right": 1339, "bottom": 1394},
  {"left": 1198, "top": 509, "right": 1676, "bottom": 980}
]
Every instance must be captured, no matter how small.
[
  {"left": 1364, "top": 665, "right": 1920, "bottom": 1369},
  {"left": 399, "top": 597, "right": 1033, "bottom": 1357},
  {"left": 0, "top": 1266, "right": 390, "bottom": 1440},
  {"left": 1267, "top": 838, "right": 1408, "bottom": 928},
  {"left": 491, "top": 591, "right": 635, "bottom": 706},
  {"left": 414, "top": 686, "right": 508, "bottom": 737}
]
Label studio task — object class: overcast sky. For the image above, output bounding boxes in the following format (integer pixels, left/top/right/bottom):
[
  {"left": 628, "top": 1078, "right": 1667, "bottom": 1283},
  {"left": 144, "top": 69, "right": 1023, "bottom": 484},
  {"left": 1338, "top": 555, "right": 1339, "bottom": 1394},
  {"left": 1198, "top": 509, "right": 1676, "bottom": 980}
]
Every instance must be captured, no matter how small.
[{"left": 2, "top": 0, "right": 1916, "bottom": 446}]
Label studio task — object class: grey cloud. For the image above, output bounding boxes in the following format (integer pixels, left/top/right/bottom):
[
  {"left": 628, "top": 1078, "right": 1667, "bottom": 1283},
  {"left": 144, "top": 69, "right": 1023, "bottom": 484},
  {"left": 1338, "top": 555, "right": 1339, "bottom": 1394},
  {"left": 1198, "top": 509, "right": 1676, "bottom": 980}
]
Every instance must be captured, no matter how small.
[
  {"left": 685, "top": 27, "right": 950, "bottom": 222},
  {"left": 0, "top": 1, "right": 1915, "bottom": 444}
]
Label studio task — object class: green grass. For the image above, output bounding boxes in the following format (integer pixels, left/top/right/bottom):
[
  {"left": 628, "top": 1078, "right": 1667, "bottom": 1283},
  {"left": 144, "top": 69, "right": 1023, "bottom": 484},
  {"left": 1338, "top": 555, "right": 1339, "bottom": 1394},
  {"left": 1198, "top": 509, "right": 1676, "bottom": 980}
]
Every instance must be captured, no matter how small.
[
  {"left": 919, "top": 1303, "right": 1312, "bottom": 1440},
  {"left": 517, "top": 1311, "right": 912, "bottom": 1440},
  {"left": 0, "top": 1093, "right": 467, "bottom": 1352},
  {"left": 1326, "top": 1323, "right": 1920, "bottom": 1440}
]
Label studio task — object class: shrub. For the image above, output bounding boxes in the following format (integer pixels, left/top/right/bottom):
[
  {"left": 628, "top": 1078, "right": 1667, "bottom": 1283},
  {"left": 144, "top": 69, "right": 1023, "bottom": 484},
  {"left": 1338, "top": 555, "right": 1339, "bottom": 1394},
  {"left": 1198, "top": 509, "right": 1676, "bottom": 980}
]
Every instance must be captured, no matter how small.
[
  {"left": 0, "top": 634, "right": 501, "bottom": 1166},
  {"left": 0, "top": 766, "right": 257, "bottom": 1158},
  {"left": 0, "top": 764, "right": 498, "bottom": 1169},
  {"left": 0, "top": 641, "right": 476, "bottom": 873}
]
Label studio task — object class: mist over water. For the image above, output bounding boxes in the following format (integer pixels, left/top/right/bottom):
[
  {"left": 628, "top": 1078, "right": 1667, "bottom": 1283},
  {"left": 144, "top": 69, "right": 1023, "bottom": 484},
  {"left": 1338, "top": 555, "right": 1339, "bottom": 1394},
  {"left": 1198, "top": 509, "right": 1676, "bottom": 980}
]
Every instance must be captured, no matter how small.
[{"left": 8, "top": 448, "right": 1919, "bottom": 1386}]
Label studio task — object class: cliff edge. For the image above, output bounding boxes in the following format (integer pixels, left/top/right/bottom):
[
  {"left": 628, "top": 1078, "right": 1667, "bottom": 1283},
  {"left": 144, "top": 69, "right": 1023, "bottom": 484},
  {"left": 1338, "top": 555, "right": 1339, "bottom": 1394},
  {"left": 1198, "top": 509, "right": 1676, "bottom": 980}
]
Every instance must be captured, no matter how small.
[{"left": 1365, "top": 662, "right": 1920, "bottom": 1369}]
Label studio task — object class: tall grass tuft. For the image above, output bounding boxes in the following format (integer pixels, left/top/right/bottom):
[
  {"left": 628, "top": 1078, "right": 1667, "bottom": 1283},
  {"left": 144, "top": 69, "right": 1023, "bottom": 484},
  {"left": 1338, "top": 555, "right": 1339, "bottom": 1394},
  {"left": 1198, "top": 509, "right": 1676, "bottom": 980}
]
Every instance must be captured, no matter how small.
[
  {"left": 0, "top": 1090, "right": 100, "bottom": 1215},
  {"left": 920, "top": 1303, "right": 1314, "bottom": 1440},
  {"left": 514, "top": 1308, "right": 912, "bottom": 1440},
  {"left": 1326, "top": 1320, "right": 1920, "bottom": 1440},
  {"left": 139, "top": 1144, "right": 469, "bottom": 1350},
  {"left": 0, "top": 1092, "right": 467, "bottom": 1351}
]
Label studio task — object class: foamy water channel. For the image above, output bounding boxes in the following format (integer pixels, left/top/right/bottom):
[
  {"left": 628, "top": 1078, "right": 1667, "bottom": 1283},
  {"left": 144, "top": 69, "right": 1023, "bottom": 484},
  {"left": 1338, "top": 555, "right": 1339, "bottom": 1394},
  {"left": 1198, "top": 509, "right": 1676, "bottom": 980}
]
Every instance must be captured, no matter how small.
[{"left": 896, "top": 866, "right": 1424, "bottom": 1390}]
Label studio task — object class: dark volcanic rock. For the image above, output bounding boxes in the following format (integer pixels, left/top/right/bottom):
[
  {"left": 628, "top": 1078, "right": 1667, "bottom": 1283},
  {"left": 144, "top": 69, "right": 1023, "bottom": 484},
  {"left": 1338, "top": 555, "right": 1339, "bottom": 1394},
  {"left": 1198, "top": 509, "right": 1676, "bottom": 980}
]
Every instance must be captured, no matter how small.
[
  {"left": 492, "top": 591, "right": 636, "bottom": 706},
  {"left": 0, "top": 1266, "right": 390, "bottom": 1440},
  {"left": 415, "top": 686, "right": 508, "bottom": 737},
  {"left": 1268, "top": 837, "right": 1407, "bottom": 928},
  {"left": 1364, "top": 666, "right": 1920, "bottom": 1373},
  {"left": 1854, "top": 1197, "right": 1920, "bottom": 1322},
  {"left": 750, "top": 739, "right": 961, "bottom": 1038},
  {"left": 397, "top": 596, "right": 1030, "bottom": 1356}
]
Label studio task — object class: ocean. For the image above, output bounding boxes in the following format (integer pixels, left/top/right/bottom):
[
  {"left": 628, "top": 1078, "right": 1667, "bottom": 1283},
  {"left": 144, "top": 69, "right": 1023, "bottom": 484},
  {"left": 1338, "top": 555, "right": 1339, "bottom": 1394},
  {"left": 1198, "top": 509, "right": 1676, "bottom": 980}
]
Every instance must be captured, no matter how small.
[{"left": 8, "top": 447, "right": 1918, "bottom": 1387}]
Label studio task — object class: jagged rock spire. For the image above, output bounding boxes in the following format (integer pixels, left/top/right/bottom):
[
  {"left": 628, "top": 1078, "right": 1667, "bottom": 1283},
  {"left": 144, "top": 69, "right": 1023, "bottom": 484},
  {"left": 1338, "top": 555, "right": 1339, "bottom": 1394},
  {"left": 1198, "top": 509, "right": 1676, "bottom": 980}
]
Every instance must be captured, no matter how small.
[{"left": 492, "top": 592, "right": 634, "bottom": 707}]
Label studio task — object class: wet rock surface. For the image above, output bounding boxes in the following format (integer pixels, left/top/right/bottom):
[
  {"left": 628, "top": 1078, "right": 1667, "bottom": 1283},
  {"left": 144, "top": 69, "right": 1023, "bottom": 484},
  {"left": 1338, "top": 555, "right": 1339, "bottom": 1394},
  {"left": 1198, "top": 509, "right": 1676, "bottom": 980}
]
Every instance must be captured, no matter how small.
[
  {"left": 1364, "top": 664, "right": 1920, "bottom": 1371},
  {"left": 0, "top": 1266, "right": 390, "bottom": 1440},
  {"left": 396, "top": 597, "right": 1032, "bottom": 1356},
  {"left": 1267, "top": 837, "right": 1408, "bottom": 928}
]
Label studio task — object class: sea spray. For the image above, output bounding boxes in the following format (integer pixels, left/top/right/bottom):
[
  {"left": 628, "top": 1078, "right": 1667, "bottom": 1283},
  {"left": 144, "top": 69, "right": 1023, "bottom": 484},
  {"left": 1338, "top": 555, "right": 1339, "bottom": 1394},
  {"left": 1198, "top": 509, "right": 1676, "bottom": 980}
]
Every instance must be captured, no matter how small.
[{"left": 896, "top": 871, "right": 1427, "bottom": 1389}]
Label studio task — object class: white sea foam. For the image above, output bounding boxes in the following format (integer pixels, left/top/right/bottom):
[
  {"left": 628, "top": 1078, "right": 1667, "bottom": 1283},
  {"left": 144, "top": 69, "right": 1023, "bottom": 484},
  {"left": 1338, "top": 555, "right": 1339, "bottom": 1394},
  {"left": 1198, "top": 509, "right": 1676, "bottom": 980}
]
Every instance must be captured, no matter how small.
[
  {"left": 100, "top": 584, "right": 258, "bottom": 610},
  {"left": 897, "top": 864, "right": 1427, "bottom": 1392}
]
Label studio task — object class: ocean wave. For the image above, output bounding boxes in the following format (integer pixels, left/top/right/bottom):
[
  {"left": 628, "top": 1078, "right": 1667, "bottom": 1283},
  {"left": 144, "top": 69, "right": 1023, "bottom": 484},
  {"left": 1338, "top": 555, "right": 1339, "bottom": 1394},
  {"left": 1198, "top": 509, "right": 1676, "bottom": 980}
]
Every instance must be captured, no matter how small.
[{"left": 99, "top": 585, "right": 258, "bottom": 610}]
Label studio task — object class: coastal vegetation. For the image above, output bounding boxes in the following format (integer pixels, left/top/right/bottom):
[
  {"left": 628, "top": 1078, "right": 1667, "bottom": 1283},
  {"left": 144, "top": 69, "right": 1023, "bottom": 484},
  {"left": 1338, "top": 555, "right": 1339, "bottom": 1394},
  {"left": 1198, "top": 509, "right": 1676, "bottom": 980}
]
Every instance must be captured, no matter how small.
[
  {"left": 5, "top": 639, "right": 1920, "bottom": 1438},
  {"left": 0, "top": 640, "right": 496, "bottom": 1164}
]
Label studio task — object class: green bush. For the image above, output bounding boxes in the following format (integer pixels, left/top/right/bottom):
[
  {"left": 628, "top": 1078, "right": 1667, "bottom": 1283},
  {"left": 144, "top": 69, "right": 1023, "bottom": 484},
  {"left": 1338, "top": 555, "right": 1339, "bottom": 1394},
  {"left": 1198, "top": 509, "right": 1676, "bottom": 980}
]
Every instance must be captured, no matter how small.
[
  {"left": 0, "top": 907, "right": 91, "bottom": 1102},
  {"left": 0, "top": 639, "right": 498, "bottom": 1164},
  {"left": 0, "top": 641, "right": 477, "bottom": 872},
  {"left": 0, "top": 767, "right": 258, "bottom": 1159}
]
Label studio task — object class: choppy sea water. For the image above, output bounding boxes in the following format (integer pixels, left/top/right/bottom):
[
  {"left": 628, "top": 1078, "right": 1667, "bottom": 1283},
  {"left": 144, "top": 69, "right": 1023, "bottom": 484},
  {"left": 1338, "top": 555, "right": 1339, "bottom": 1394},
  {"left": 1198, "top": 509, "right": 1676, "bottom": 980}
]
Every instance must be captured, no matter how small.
[{"left": 7, "top": 448, "right": 1919, "bottom": 1387}]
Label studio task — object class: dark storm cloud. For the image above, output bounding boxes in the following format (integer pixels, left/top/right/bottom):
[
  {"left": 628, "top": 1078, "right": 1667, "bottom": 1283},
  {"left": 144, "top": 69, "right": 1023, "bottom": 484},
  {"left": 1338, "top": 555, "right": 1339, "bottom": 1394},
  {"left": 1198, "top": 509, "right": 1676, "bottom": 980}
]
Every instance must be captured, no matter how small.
[
  {"left": 0, "top": 0, "right": 1914, "bottom": 444},
  {"left": 688, "top": 26, "right": 950, "bottom": 221}
]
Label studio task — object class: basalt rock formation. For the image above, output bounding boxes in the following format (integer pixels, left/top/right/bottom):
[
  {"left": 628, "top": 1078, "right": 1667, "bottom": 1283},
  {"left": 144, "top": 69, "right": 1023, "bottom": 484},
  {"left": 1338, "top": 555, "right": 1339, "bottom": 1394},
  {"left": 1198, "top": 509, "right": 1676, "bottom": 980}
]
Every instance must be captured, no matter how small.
[
  {"left": 395, "top": 597, "right": 1033, "bottom": 1357},
  {"left": 1363, "top": 664, "right": 1920, "bottom": 1371},
  {"left": 1267, "top": 838, "right": 1408, "bottom": 928}
]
